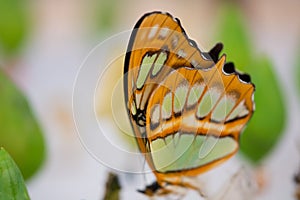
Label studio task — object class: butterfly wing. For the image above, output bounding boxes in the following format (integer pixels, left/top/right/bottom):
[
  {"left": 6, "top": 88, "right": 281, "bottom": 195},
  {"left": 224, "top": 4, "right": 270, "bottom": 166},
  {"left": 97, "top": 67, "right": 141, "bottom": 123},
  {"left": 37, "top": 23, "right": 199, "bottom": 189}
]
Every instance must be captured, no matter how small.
[
  {"left": 124, "top": 12, "right": 215, "bottom": 158},
  {"left": 123, "top": 11, "right": 255, "bottom": 186},
  {"left": 146, "top": 56, "right": 255, "bottom": 177}
]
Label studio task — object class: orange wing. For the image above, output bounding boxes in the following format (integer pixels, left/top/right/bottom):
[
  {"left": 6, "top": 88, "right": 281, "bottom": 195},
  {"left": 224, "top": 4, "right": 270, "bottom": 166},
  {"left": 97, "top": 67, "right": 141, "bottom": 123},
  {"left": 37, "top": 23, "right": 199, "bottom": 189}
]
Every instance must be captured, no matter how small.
[
  {"left": 124, "top": 11, "right": 216, "bottom": 122},
  {"left": 123, "top": 11, "right": 255, "bottom": 195},
  {"left": 145, "top": 55, "right": 254, "bottom": 179},
  {"left": 124, "top": 12, "right": 216, "bottom": 156}
]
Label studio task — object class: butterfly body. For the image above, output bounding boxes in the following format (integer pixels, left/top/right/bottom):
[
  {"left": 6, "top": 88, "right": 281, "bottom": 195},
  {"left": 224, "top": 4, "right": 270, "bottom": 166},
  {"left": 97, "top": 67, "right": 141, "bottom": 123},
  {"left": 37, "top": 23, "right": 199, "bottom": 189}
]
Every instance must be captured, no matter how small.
[{"left": 124, "top": 11, "right": 255, "bottom": 196}]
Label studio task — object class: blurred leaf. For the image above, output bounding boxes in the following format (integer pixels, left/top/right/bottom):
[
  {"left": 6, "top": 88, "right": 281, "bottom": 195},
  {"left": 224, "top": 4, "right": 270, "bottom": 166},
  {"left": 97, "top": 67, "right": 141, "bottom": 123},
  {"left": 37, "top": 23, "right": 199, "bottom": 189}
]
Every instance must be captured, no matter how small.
[
  {"left": 0, "top": 0, "right": 30, "bottom": 56},
  {"left": 94, "top": 0, "right": 117, "bottom": 33},
  {"left": 216, "top": 4, "right": 286, "bottom": 163},
  {"left": 240, "top": 57, "right": 285, "bottom": 162},
  {"left": 216, "top": 3, "right": 252, "bottom": 69},
  {"left": 0, "top": 69, "right": 45, "bottom": 179},
  {"left": 103, "top": 172, "right": 121, "bottom": 200},
  {"left": 0, "top": 148, "right": 30, "bottom": 200}
]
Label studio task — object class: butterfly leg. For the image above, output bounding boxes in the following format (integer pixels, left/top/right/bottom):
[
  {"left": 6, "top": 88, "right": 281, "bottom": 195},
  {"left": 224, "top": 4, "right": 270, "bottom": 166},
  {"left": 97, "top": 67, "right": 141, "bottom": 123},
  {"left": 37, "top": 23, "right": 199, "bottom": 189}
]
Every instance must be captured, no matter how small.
[
  {"left": 159, "top": 176, "right": 207, "bottom": 198},
  {"left": 179, "top": 177, "right": 207, "bottom": 198}
]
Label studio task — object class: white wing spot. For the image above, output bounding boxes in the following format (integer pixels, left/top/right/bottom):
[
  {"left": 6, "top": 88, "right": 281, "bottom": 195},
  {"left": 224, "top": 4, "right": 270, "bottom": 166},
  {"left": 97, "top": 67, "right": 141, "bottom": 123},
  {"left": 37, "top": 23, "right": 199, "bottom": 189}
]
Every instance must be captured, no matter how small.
[
  {"left": 252, "top": 93, "right": 255, "bottom": 111},
  {"left": 238, "top": 107, "right": 249, "bottom": 118},
  {"left": 177, "top": 49, "right": 187, "bottom": 58},
  {"left": 172, "top": 35, "right": 179, "bottom": 49},
  {"left": 159, "top": 28, "right": 169, "bottom": 39},
  {"left": 148, "top": 24, "right": 159, "bottom": 39},
  {"left": 191, "top": 59, "right": 200, "bottom": 68},
  {"left": 151, "top": 104, "right": 161, "bottom": 125},
  {"left": 227, "top": 100, "right": 249, "bottom": 121}
]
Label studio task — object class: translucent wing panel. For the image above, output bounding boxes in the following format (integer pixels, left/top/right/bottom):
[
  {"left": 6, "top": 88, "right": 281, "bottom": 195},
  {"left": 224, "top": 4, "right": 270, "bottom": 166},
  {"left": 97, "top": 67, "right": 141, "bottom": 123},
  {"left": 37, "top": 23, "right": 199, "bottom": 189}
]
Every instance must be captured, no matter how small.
[{"left": 150, "top": 134, "right": 238, "bottom": 173}]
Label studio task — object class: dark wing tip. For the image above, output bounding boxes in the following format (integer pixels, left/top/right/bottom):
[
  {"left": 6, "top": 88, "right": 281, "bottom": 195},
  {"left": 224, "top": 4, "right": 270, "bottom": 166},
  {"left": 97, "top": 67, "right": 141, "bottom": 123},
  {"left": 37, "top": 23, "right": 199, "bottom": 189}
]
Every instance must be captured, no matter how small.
[
  {"left": 238, "top": 73, "right": 251, "bottom": 83},
  {"left": 223, "top": 61, "right": 252, "bottom": 84},
  {"left": 208, "top": 43, "right": 224, "bottom": 63},
  {"left": 223, "top": 62, "right": 235, "bottom": 74}
]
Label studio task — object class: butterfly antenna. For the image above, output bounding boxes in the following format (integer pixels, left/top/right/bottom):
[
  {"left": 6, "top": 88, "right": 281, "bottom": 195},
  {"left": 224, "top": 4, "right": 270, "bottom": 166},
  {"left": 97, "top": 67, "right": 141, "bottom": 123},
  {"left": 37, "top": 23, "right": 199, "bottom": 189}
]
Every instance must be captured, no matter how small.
[
  {"left": 141, "top": 155, "right": 149, "bottom": 189},
  {"left": 215, "top": 166, "right": 256, "bottom": 200}
]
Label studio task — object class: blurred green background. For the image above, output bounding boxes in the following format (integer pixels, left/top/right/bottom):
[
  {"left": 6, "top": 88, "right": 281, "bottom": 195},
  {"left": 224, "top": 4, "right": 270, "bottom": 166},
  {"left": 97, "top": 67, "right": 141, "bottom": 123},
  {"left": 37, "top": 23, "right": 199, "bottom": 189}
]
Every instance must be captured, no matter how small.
[{"left": 0, "top": 0, "right": 299, "bottom": 199}]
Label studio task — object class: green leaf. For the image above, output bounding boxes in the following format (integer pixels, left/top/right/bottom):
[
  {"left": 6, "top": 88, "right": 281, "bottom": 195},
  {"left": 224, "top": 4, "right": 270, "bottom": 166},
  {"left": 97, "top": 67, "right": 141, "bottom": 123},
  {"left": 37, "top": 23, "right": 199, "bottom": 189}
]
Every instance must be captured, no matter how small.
[
  {"left": 240, "top": 57, "right": 286, "bottom": 162},
  {"left": 216, "top": 4, "right": 286, "bottom": 163},
  {"left": 93, "top": 0, "right": 117, "bottom": 34},
  {"left": 0, "top": 148, "right": 30, "bottom": 200},
  {"left": 0, "top": 0, "right": 30, "bottom": 56},
  {"left": 0, "top": 69, "right": 45, "bottom": 179},
  {"left": 215, "top": 3, "right": 252, "bottom": 70}
]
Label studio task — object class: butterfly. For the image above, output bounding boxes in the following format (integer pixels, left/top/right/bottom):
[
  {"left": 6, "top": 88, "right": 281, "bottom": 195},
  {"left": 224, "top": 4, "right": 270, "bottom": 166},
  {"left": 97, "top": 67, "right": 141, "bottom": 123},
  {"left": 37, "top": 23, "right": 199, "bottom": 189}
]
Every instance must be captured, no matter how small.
[{"left": 123, "top": 11, "right": 255, "bottom": 197}]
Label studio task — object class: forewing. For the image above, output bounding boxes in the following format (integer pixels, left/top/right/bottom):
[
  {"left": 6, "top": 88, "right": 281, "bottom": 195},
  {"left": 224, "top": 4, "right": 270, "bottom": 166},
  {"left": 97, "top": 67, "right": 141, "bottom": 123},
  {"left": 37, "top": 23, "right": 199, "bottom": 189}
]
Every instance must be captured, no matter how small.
[{"left": 124, "top": 12, "right": 215, "bottom": 128}]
